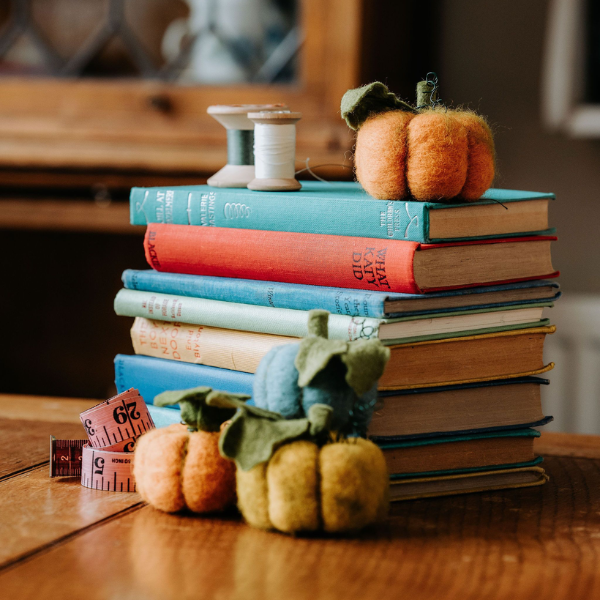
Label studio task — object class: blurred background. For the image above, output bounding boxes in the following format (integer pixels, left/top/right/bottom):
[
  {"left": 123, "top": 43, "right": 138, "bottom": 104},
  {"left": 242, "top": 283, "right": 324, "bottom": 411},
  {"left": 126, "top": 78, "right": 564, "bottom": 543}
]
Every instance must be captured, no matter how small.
[{"left": 0, "top": 0, "right": 597, "bottom": 432}]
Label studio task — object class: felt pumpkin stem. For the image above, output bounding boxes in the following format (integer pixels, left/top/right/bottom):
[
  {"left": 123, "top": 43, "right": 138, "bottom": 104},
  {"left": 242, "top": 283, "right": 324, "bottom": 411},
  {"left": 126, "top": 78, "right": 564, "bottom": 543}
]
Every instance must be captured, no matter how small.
[
  {"left": 416, "top": 73, "right": 439, "bottom": 109},
  {"left": 154, "top": 386, "right": 250, "bottom": 433}
]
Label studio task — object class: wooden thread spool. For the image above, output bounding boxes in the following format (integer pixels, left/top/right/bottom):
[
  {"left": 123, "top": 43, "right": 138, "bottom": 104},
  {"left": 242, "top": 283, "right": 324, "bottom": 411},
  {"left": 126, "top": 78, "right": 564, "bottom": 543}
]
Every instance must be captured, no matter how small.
[
  {"left": 247, "top": 111, "right": 302, "bottom": 192},
  {"left": 207, "top": 104, "right": 287, "bottom": 188}
]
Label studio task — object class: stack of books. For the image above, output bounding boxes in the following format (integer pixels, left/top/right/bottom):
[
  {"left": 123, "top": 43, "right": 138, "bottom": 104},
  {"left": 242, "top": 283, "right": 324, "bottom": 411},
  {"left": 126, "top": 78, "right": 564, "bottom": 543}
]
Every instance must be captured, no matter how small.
[{"left": 115, "top": 181, "right": 559, "bottom": 500}]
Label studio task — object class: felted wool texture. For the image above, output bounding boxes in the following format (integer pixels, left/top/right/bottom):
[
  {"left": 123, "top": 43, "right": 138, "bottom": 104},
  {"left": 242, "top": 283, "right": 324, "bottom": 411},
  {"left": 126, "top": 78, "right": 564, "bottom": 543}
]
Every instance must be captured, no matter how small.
[
  {"left": 406, "top": 109, "right": 469, "bottom": 201},
  {"left": 253, "top": 343, "right": 304, "bottom": 420},
  {"left": 181, "top": 430, "right": 237, "bottom": 513},
  {"left": 300, "top": 356, "right": 357, "bottom": 432},
  {"left": 355, "top": 110, "right": 414, "bottom": 200},
  {"left": 319, "top": 438, "right": 389, "bottom": 532},
  {"left": 236, "top": 462, "right": 272, "bottom": 529},
  {"left": 266, "top": 441, "right": 320, "bottom": 533},
  {"left": 134, "top": 424, "right": 188, "bottom": 513},
  {"left": 340, "top": 338, "right": 390, "bottom": 397},
  {"left": 454, "top": 111, "right": 495, "bottom": 200}
]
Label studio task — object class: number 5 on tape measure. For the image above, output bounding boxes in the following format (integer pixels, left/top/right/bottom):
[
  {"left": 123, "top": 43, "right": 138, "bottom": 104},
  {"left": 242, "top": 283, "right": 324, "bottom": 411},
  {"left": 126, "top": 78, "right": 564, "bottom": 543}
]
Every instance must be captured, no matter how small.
[{"left": 80, "top": 445, "right": 136, "bottom": 492}]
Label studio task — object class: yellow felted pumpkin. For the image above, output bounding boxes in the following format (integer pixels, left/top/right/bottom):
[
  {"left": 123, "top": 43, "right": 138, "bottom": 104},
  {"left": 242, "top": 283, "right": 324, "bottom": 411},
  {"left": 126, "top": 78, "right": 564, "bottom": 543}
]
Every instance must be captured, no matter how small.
[
  {"left": 341, "top": 75, "right": 495, "bottom": 202},
  {"left": 134, "top": 387, "right": 250, "bottom": 514},
  {"left": 209, "top": 396, "right": 389, "bottom": 534}
]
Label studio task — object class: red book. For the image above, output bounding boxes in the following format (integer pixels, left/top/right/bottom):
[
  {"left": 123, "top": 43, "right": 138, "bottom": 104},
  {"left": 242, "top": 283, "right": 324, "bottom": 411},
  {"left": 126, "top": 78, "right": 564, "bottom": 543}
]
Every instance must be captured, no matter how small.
[{"left": 144, "top": 225, "right": 558, "bottom": 294}]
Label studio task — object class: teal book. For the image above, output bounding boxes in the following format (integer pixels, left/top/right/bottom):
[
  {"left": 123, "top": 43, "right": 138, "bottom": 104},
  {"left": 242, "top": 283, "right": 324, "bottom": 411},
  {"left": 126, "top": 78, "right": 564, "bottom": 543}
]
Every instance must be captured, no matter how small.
[
  {"left": 115, "top": 288, "right": 551, "bottom": 345},
  {"left": 129, "top": 181, "right": 555, "bottom": 243},
  {"left": 380, "top": 429, "right": 542, "bottom": 479}
]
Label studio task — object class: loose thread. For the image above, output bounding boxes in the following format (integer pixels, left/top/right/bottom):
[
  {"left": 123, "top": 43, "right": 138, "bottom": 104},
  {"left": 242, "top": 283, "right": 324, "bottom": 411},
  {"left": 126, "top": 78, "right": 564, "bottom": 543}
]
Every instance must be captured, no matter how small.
[{"left": 294, "top": 159, "right": 353, "bottom": 182}]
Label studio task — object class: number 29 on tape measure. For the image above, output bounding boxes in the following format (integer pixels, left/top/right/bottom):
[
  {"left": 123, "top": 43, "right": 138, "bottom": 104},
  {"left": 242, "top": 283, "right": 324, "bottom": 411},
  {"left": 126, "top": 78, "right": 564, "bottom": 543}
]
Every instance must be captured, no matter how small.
[
  {"left": 80, "top": 388, "right": 154, "bottom": 452},
  {"left": 50, "top": 388, "right": 156, "bottom": 493}
]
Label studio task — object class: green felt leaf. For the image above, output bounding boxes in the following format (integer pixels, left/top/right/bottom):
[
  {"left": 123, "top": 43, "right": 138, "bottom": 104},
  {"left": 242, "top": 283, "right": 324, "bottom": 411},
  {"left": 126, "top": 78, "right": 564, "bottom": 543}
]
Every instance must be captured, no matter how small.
[
  {"left": 218, "top": 403, "right": 334, "bottom": 471},
  {"left": 307, "top": 404, "right": 333, "bottom": 440},
  {"left": 207, "top": 393, "right": 281, "bottom": 420},
  {"left": 341, "top": 340, "right": 391, "bottom": 396},
  {"left": 295, "top": 336, "right": 348, "bottom": 388},
  {"left": 294, "top": 310, "right": 390, "bottom": 395},
  {"left": 341, "top": 82, "right": 416, "bottom": 130},
  {"left": 154, "top": 386, "right": 250, "bottom": 432}
]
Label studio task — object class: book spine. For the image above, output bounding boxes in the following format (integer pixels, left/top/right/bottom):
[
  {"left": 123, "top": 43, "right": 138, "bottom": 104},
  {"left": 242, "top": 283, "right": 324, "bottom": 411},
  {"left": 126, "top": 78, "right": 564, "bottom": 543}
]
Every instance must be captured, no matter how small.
[
  {"left": 130, "top": 317, "right": 295, "bottom": 373},
  {"left": 147, "top": 405, "right": 182, "bottom": 428},
  {"left": 130, "top": 187, "right": 430, "bottom": 242},
  {"left": 115, "top": 288, "right": 382, "bottom": 341},
  {"left": 114, "top": 353, "right": 254, "bottom": 405},
  {"left": 122, "top": 270, "right": 389, "bottom": 319},
  {"left": 144, "top": 225, "right": 421, "bottom": 294}
]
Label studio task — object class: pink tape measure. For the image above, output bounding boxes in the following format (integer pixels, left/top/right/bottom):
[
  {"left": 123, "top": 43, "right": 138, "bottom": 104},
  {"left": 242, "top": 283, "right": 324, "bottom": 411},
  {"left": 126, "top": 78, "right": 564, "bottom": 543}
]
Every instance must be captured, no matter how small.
[{"left": 50, "top": 388, "right": 155, "bottom": 492}]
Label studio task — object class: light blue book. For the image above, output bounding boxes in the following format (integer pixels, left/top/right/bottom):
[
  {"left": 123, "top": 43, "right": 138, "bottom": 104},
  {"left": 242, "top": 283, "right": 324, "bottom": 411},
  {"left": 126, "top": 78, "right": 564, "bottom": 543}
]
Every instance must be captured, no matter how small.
[
  {"left": 129, "top": 181, "right": 555, "bottom": 243},
  {"left": 115, "top": 354, "right": 254, "bottom": 406},
  {"left": 148, "top": 405, "right": 181, "bottom": 428},
  {"left": 122, "top": 270, "right": 561, "bottom": 319}
]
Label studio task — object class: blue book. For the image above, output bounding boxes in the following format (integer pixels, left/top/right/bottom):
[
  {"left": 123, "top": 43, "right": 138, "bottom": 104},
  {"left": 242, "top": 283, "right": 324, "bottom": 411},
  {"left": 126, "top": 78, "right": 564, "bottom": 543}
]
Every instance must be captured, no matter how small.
[
  {"left": 371, "top": 377, "right": 552, "bottom": 442},
  {"left": 122, "top": 269, "right": 560, "bottom": 319},
  {"left": 119, "top": 354, "right": 552, "bottom": 442},
  {"left": 129, "top": 181, "right": 555, "bottom": 243},
  {"left": 114, "top": 354, "right": 254, "bottom": 406},
  {"left": 148, "top": 404, "right": 182, "bottom": 428}
]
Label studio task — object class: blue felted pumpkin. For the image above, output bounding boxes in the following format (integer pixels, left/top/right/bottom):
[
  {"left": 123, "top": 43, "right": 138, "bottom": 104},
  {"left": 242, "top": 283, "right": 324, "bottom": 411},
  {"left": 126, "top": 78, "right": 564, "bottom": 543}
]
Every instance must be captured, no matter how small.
[{"left": 253, "top": 310, "right": 390, "bottom": 436}]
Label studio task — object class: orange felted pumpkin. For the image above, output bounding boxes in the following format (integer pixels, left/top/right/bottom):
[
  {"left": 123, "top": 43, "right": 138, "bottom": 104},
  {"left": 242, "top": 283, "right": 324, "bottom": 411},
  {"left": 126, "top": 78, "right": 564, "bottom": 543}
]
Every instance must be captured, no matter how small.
[
  {"left": 341, "top": 75, "right": 495, "bottom": 202},
  {"left": 134, "top": 387, "right": 250, "bottom": 514}
]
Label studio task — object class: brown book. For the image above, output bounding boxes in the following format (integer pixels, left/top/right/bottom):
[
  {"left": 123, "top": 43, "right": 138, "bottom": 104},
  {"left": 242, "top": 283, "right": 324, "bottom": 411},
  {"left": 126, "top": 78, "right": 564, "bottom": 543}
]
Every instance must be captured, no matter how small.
[
  {"left": 382, "top": 430, "right": 539, "bottom": 476},
  {"left": 379, "top": 326, "right": 555, "bottom": 390},
  {"left": 390, "top": 466, "right": 548, "bottom": 501},
  {"left": 369, "top": 378, "right": 547, "bottom": 439}
]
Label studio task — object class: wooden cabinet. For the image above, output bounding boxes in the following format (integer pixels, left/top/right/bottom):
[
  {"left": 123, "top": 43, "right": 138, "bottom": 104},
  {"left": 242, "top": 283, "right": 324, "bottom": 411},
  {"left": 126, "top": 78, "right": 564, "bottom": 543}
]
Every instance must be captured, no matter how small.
[
  {"left": 0, "top": 0, "right": 363, "bottom": 185},
  {"left": 0, "top": 0, "right": 439, "bottom": 398}
]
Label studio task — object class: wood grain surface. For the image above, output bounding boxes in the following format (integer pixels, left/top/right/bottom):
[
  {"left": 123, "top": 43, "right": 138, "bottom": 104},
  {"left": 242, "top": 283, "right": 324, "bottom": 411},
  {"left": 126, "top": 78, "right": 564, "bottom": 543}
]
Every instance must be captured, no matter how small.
[
  {"left": 2, "top": 398, "right": 600, "bottom": 600},
  {"left": 0, "top": 466, "right": 140, "bottom": 568},
  {"left": 0, "top": 419, "right": 86, "bottom": 480},
  {"left": 2, "top": 454, "right": 600, "bottom": 600},
  {"left": 0, "top": 395, "right": 99, "bottom": 424}
]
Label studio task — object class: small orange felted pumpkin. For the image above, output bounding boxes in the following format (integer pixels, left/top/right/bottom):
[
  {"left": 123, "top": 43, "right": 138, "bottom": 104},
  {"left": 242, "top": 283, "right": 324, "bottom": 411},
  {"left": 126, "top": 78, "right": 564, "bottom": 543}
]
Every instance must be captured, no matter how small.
[
  {"left": 134, "top": 387, "right": 250, "bottom": 514},
  {"left": 341, "top": 75, "right": 495, "bottom": 202}
]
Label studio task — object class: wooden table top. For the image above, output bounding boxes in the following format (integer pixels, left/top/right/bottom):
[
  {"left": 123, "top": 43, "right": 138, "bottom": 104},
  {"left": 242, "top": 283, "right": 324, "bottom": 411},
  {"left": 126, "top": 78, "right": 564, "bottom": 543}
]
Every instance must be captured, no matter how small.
[{"left": 1, "top": 394, "right": 600, "bottom": 600}]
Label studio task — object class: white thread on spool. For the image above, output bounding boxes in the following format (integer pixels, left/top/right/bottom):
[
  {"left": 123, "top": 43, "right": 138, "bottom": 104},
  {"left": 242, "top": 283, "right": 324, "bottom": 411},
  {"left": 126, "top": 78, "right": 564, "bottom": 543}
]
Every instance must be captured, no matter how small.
[
  {"left": 248, "top": 111, "right": 302, "bottom": 192},
  {"left": 206, "top": 104, "right": 287, "bottom": 189}
]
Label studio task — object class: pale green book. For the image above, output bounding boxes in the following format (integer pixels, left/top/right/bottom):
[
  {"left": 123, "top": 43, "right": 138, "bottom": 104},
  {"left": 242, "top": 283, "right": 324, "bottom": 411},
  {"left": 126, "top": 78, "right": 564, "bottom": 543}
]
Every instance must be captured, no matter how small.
[{"left": 115, "top": 289, "right": 552, "bottom": 344}]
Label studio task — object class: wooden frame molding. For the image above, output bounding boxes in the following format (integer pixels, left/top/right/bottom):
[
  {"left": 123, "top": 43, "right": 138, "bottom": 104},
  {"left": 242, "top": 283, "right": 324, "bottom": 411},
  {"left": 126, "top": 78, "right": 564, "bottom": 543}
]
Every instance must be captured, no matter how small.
[{"left": 0, "top": 0, "right": 363, "bottom": 178}]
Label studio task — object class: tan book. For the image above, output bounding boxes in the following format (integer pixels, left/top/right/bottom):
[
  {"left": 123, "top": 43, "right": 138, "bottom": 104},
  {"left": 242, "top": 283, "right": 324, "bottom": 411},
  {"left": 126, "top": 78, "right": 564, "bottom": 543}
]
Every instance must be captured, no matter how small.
[
  {"left": 130, "top": 317, "right": 295, "bottom": 374},
  {"left": 379, "top": 326, "right": 555, "bottom": 390},
  {"left": 131, "top": 319, "right": 555, "bottom": 390}
]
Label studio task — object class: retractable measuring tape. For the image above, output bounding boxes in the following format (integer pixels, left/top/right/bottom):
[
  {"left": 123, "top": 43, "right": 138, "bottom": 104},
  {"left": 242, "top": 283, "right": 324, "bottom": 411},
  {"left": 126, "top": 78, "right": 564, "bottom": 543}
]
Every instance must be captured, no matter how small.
[{"left": 50, "top": 388, "right": 155, "bottom": 492}]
